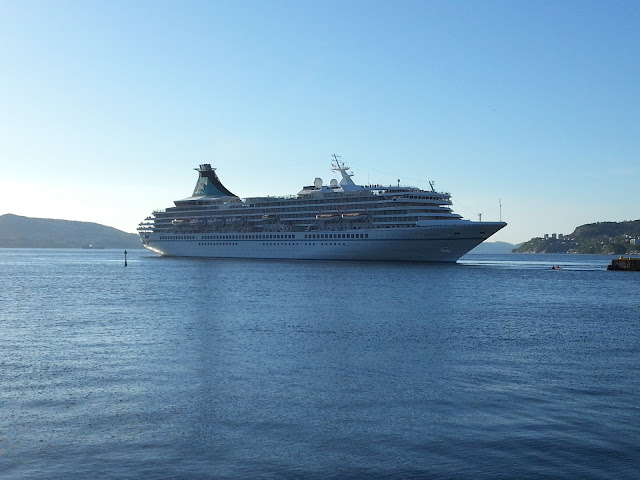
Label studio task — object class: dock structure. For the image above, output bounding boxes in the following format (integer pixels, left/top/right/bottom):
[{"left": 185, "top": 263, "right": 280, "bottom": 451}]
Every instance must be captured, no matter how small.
[{"left": 607, "top": 257, "right": 640, "bottom": 271}]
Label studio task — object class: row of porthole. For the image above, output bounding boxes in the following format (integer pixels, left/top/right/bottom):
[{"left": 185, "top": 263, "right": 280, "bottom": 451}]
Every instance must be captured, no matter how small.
[
  {"left": 198, "top": 242, "right": 238, "bottom": 246},
  {"left": 163, "top": 233, "right": 373, "bottom": 241},
  {"left": 202, "top": 234, "right": 297, "bottom": 240},
  {"left": 195, "top": 242, "right": 355, "bottom": 247},
  {"left": 196, "top": 242, "right": 301, "bottom": 247},
  {"left": 305, "top": 233, "right": 368, "bottom": 239}
]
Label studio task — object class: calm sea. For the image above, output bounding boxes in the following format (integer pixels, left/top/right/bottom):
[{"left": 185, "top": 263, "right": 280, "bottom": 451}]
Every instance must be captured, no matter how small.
[{"left": 1, "top": 249, "right": 638, "bottom": 479}]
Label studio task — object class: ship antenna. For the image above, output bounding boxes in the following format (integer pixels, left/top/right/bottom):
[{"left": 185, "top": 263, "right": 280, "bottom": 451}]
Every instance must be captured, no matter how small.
[{"left": 330, "top": 154, "right": 356, "bottom": 187}]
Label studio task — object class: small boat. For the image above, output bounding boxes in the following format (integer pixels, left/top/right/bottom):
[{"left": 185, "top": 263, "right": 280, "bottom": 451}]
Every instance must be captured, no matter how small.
[
  {"left": 316, "top": 213, "right": 341, "bottom": 222},
  {"left": 171, "top": 218, "right": 190, "bottom": 227},
  {"left": 341, "top": 212, "right": 369, "bottom": 222},
  {"left": 226, "top": 216, "right": 245, "bottom": 225}
]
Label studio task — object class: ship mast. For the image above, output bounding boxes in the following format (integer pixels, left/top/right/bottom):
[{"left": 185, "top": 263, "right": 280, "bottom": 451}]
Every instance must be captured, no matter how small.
[{"left": 330, "top": 154, "right": 356, "bottom": 187}]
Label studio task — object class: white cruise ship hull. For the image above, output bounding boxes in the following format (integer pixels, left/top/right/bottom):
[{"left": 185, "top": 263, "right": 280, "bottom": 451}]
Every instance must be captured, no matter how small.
[{"left": 141, "top": 221, "right": 506, "bottom": 262}]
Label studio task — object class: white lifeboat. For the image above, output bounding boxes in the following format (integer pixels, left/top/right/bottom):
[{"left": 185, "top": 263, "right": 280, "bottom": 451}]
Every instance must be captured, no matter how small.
[
  {"left": 316, "top": 213, "right": 341, "bottom": 222},
  {"left": 341, "top": 212, "right": 369, "bottom": 222},
  {"left": 226, "top": 216, "right": 245, "bottom": 225}
]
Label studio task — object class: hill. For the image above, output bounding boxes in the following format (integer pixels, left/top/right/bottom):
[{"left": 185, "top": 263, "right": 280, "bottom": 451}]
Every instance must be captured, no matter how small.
[
  {"left": 0, "top": 214, "right": 142, "bottom": 249},
  {"left": 514, "top": 220, "right": 640, "bottom": 254},
  {"left": 469, "top": 241, "right": 519, "bottom": 254}
]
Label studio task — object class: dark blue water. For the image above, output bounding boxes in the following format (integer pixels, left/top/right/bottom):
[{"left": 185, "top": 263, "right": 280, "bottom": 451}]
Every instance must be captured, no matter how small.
[{"left": 1, "top": 249, "right": 638, "bottom": 479}]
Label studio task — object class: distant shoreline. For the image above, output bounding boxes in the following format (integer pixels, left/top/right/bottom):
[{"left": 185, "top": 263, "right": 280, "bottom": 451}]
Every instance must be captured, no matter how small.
[{"left": 0, "top": 214, "right": 142, "bottom": 249}]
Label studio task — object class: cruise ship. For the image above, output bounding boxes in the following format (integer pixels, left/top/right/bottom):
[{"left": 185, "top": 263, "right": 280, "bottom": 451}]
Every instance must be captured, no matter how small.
[{"left": 138, "top": 156, "right": 506, "bottom": 261}]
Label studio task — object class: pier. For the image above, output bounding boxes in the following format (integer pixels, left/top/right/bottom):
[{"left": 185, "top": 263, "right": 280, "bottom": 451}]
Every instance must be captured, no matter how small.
[{"left": 607, "top": 257, "right": 640, "bottom": 271}]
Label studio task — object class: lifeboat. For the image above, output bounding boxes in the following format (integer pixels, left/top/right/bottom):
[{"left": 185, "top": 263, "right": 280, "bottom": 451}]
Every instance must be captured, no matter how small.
[
  {"left": 207, "top": 217, "right": 225, "bottom": 226},
  {"left": 171, "top": 218, "right": 190, "bottom": 227},
  {"left": 226, "top": 216, "right": 245, "bottom": 225},
  {"left": 316, "top": 213, "right": 341, "bottom": 222},
  {"left": 341, "top": 212, "right": 369, "bottom": 222}
]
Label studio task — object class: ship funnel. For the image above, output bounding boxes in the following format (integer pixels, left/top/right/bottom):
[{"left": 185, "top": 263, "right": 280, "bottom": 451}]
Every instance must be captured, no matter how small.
[{"left": 192, "top": 164, "right": 238, "bottom": 198}]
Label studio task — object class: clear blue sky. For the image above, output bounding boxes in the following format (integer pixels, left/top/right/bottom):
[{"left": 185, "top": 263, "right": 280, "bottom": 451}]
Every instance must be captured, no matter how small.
[{"left": 1, "top": 0, "right": 638, "bottom": 244}]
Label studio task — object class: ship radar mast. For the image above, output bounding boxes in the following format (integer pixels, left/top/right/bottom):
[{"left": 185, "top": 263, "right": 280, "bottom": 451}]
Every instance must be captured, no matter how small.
[{"left": 330, "top": 154, "right": 357, "bottom": 187}]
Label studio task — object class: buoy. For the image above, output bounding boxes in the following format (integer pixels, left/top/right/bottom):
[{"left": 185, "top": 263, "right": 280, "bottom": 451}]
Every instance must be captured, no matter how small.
[{"left": 124, "top": 250, "right": 128, "bottom": 267}]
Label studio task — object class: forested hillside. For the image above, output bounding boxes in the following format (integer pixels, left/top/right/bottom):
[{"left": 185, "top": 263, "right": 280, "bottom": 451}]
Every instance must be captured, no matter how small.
[
  {"left": 514, "top": 220, "right": 640, "bottom": 254},
  {"left": 0, "top": 214, "right": 142, "bottom": 248}
]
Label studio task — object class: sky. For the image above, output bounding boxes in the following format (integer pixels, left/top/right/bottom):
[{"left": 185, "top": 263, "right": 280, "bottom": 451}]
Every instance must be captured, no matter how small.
[{"left": 1, "top": 0, "right": 638, "bottom": 244}]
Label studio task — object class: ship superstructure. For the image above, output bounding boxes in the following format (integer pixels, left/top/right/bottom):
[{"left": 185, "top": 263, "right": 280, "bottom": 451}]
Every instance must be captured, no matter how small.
[{"left": 138, "top": 156, "right": 506, "bottom": 261}]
